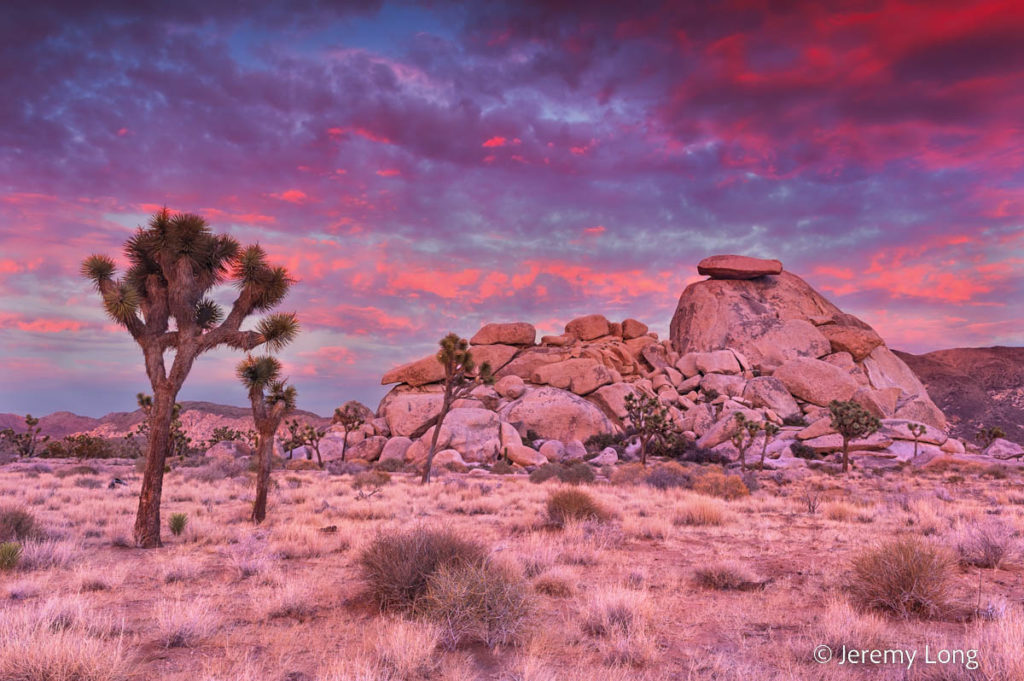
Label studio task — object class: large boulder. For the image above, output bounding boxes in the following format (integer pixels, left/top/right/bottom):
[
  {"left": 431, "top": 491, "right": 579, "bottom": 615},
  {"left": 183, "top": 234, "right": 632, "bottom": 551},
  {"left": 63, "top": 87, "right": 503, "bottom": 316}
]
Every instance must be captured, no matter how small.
[
  {"left": 749, "top": 319, "right": 831, "bottom": 370},
  {"left": 772, "top": 357, "right": 859, "bottom": 406},
  {"left": 985, "top": 438, "right": 1024, "bottom": 460},
  {"left": 621, "top": 319, "right": 649, "bottom": 340},
  {"left": 378, "top": 386, "right": 444, "bottom": 438},
  {"left": 589, "top": 382, "right": 638, "bottom": 421},
  {"left": 696, "top": 407, "right": 761, "bottom": 449},
  {"left": 670, "top": 269, "right": 867, "bottom": 372},
  {"left": 564, "top": 314, "right": 610, "bottom": 341},
  {"left": 500, "top": 386, "right": 616, "bottom": 442},
  {"left": 742, "top": 377, "right": 800, "bottom": 420},
  {"left": 494, "top": 374, "right": 527, "bottom": 399},
  {"left": 495, "top": 347, "right": 570, "bottom": 380},
  {"left": 468, "top": 344, "right": 519, "bottom": 375},
  {"left": 379, "top": 437, "right": 413, "bottom": 464},
  {"left": 697, "top": 254, "right": 783, "bottom": 280},
  {"left": 860, "top": 346, "right": 945, "bottom": 429},
  {"left": 879, "top": 419, "right": 947, "bottom": 446},
  {"left": 432, "top": 408, "right": 503, "bottom": 463},
  {"left": 532, "top": 358, "right": 613, "bottom": 395},
  {"left": 506, "top": 444, "right": 547, "bottom": 467},
  {"left": 381, "top": 354, "right": 444, "bottom": 386},
  {"left": 694, "top": 350, "right": 741, "bottom": 375},
  {"left": 818, "top": 324, "right": 884, "bottom": 361},
  {"left": 347, "top": 436, "right": 387, "bottom": 462},
  {"left": 470, "top": 322, "right": 536, "bottom": 346}
]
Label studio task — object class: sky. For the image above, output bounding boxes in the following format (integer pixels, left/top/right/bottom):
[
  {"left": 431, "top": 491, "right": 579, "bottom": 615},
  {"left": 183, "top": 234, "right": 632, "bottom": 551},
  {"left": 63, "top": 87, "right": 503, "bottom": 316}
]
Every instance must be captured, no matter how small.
[{"left": 0, "top": 0, "right": 1022, "bottom": 417}]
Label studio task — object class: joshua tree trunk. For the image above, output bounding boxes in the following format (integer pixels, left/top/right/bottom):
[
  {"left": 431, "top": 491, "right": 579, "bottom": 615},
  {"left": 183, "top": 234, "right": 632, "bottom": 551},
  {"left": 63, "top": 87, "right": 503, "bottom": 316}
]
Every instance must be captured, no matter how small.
[
  {"left": 133, "top": 388, "right": 175, "bottom": 547},
  {"left": 252, "top": 422, "right": 275, "bottom": 523},
  {"left": 421, "top": 394, "right": 451, "bottom": 485},
  {"left": 841, "top": 437, "right": 851, "bottom": 473}
]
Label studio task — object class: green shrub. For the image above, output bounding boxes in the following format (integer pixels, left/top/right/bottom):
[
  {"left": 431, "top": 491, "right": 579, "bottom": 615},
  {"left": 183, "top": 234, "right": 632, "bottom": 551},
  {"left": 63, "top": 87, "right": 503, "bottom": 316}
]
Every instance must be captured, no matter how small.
[
  {"left": 547, "top": 489, "right": 609, "bottom": 526},
  {"left": 419, "top": 559, "right": 532, "bottom": 649},
  {"left": 0, "top": 507, "right": 38, "bottom": 542},
  {"left": 782, "top": 413, "right": 808, "bottom": 427},
  {"left": 693, "top": 561, "right": 762, "bottom": 591},
  {"left": 691, "top": 471, "right": 749, "bottom": 500},
  {"left": 529, "top": 462, "right": 595, "bottom": 485},
  {"left": 584, "top": 433, "right": 621, "bottom": 453},
  {"left": 353, "top": 469, "right": 391, "bottom": 490},
  {"left": 359, "top": 527, "right": 486, "bottom": 612},
  {"left": 168, "top": 513, "right": 188, "bottom": 537},
  {"left": 790, "top": 442, "right": 819, "bottom": 460},
  {"left": 0, "top": 542, "right": 21, "bottom": 571},
  {"left": 852, "top": 537, "right": 954, "bottom": 618}
]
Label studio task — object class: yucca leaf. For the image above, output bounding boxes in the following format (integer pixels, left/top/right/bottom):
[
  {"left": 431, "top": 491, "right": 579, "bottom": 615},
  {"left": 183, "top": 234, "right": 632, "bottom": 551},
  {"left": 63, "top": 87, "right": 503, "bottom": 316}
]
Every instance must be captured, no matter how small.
[
  {"left": 194, "top": 298, "right": 224, "bottom": 330},
  {"left": 80, "top": 255, "right": 116, "bottom": 286},
  {"left": 101, "top": 281, "right": 140, "bottom": 326},
  {"left": 256, "top": 312, "right": 299, "bottom": 351}
]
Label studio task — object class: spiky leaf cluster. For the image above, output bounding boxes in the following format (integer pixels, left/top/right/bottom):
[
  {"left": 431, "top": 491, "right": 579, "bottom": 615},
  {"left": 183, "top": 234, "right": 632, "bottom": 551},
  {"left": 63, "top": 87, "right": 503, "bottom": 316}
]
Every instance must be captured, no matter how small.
[{"left": 828, "top": 400, "right": 881, "bottom": 442}]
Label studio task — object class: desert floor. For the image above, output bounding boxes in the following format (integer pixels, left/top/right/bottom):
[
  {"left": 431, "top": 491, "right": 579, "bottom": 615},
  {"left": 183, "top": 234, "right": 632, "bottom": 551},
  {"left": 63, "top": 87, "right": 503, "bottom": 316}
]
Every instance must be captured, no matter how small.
[{"left": 1, "top": 457, "right": 1023, "bottom": 681}]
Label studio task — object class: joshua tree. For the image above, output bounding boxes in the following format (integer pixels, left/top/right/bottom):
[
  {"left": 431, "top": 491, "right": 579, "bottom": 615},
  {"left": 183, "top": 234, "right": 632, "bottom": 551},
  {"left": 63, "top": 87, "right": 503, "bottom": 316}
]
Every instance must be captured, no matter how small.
[
  {"left": 0, "top": 414, "right": 49, "bottom": 457},
  {"left": 976, "top": 426, "right": 1006, "bottom": 449},
  {"left": 908, "top": 422, "right": 927, "bottom": 458},
  {"left": 829, "top": 399, "right": 881, "bottom": 473},
  {"left": 730, "top": 412, "right": 761, "bottom": 471},
  {"left": 332, "top": 403, "right": 366, "bottom": 462},
  {"left": 238, "top": 355, "right": 297, "bottom": 523},
  {"left": 421, "top": 333, "right": 493, "bottom": 484},
  {"left": 134, "top": 393, "right": 191, "bottom": 459},
  {"left": 285, "top": 419, "right": 326, "bottom": 467},
  {"left": 624, "top": 391, "right": 673, "bottom": 467},
  {"left": 81, "top": 208, "right": 297, "bottom": 547},
  {"left": 759, "top": 422, "right": 780, "bottom": 469}
]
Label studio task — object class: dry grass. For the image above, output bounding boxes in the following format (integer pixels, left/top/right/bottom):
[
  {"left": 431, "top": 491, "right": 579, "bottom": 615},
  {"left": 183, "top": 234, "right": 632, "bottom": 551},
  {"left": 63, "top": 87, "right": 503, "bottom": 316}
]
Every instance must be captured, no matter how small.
[
  {"left": 546, "top": 488, "right": 610, "bottom": 526},
  {"left": 693, "top": 561, "right": 764, "bottom": 591},
  {"left": 0, "top": 457, "right": 1022, "bottom": 680}
]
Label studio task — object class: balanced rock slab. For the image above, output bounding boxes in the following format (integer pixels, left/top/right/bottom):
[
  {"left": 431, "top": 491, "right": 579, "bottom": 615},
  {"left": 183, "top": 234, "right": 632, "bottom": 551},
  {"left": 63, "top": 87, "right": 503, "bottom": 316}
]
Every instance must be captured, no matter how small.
[{"left": 697, "top": 254, "right": 783, "bottom": 280}]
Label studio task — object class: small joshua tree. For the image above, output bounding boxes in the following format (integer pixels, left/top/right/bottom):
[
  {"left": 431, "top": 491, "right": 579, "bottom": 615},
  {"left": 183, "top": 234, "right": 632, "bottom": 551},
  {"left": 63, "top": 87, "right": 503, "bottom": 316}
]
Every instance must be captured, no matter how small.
[
  {"left": 285, "top": 419, "right": 326, "bottom": 468},
  {"left": 332, "top": 403, "right": 366, "bottom": 462},
  {"left": 238, "top": 355, "right": 297, "bottom": 523},
  {"left": 976, "top": 426, "right": 1006, "bottom": 450},
  {"left": 908, "top": 422, "right": 927, "bottom": 458},
  {"left": 0, "top": 414, "right": 49, "bottom": 457},
  {"left": 421, "top": 333, "right": 493, "bottom": 484},
  {"left": 81, "top": 209, "right": 297, "bottom": 547},
  {"left": 730, "top": 413, "right": 761, "bottom": 471},
  {"left": 624, "top": 391, "right": 673, "bottom": 467},
  {"left": 759, "top": 422, "right": 780, "bottom": 469},
  {"left": 829, "top": 400, "right": 881, "bottom": 473}
]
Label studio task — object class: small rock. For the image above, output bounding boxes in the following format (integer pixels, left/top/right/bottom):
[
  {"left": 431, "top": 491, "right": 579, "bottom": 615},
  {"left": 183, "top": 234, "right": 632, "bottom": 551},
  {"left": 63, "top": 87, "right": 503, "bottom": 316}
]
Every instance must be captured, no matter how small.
[{"left": 590, "top": 447, "right": 618, "bottom": 466}]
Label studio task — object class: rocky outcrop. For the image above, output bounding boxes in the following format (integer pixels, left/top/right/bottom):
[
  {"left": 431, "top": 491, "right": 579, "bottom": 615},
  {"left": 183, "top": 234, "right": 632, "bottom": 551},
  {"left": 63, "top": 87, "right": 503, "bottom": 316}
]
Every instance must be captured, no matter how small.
[
  {"left": 669, "top": 259, "right": 945, "bottom": 429},
  {"left": 500, "top": 387, "right": 615, "bottom": 443}
]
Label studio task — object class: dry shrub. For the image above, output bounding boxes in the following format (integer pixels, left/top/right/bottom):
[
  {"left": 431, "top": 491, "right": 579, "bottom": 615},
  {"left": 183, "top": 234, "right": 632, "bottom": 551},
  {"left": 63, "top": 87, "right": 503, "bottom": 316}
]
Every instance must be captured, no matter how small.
[
  {"left": 0, "top": 507, "right": 39, "bottom": 542},
  {"left": 358, "top": 527, "right": 486, "bottom": 612},
  {"left": 693, "top": 561, "right": 763, "bottom": 591},
  {"left": 691, "top": 470, "right": 749, "bottom": 500},
  {"left": 352, "top": 469, "right": 391, "bottom": 490},
  {"left": 645, "top": 461, "right": 691, "bottom": 490},
  {"left": 547, "top": 488, "right": 609, "bottom": 527},
  {"left": 815, "top": 597, "right": 888, "bottom": 658},
  {"left": 263, "top": 581, "right": 317, "bottom": 620},
  {"left": 419, "top": 559, "right": 532, "bottom": 649},
  {"left": 0, "top": 604, "right": 131, "bottom": 681},
  {"left": 19, "top": 539, "right": 78, "bottom": 571},
  {"left": 580, "top": 588, "right": 657, "bottom": 667},
  {"left": 533, "top": 567, "right": 576, "bottom": 597},
  {"left": 851, "top": 536, "right": 954, "bottom": 618},
  {"left": 366, "top": 618, "right": 440, "bottom": 679},
  {"left": 609, "top": 463, "right": 647, "bottom": 486},
  {"left": 673, "top": 495, "right": 728, "bottom": 526},
  {"left": 183, "top": 456, "right": 248, "bottom": 483},
  {"left": 957, "top": 521, "right": 1015, "bottom": 569},
  {"left": 154, "top": 599, "right": 220, "bottom": 648}
]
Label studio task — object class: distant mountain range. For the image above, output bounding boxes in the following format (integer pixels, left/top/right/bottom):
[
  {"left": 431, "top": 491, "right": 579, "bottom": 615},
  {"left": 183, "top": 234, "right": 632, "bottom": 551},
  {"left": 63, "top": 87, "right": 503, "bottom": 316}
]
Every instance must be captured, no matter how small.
[
  {"left": 0, "top": 400, "right": 330, "bottom": 445},
  {"left": 895, "top": 346, "right": 1024, "bottom": 445},
  {"left": 2, "top": 346, "right": 1021, "bottom": 448}
]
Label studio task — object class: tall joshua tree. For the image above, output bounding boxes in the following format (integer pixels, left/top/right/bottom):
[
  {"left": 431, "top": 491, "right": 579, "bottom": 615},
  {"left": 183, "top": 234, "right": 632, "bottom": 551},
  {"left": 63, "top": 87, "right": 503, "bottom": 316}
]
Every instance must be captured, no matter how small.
[
  {"left": 238, "top": 355, "right": 297, "bottom": 523},
  {"left": 829, "top": 399, "right": 881, "bottom": 473},
  {"left": 421, "top": 333, "right": 492, "bottom": 484},
  {"left": 81, "top": 208, "right": 297, "bottom": 547}
]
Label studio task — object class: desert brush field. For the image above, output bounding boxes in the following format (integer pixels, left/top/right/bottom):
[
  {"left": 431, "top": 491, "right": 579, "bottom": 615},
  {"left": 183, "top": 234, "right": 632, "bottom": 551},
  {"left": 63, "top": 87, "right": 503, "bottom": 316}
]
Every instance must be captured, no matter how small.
[{"left": 1, "top": 457, "right": 1023, "bottom": 681}]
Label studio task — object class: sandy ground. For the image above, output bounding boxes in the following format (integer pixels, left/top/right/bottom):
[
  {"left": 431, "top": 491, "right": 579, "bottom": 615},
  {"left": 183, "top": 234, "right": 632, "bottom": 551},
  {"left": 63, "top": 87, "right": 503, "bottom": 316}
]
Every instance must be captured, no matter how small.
[{"left": 1, "top": 456, "right": 1023, "bottom": 681}]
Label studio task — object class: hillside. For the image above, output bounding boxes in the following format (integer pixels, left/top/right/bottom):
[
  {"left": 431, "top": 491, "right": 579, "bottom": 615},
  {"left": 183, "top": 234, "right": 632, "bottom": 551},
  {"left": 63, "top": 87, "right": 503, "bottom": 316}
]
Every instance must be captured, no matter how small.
[{"left": 894, "top": 346, "right": 1024, "bottom": 444}]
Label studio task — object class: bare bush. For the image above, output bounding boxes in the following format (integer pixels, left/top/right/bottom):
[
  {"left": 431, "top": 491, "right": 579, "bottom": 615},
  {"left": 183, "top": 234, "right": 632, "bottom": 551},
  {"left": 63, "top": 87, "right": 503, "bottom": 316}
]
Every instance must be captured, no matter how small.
[{"left": 851, "top": 537, "right": 954, "bottom": 618}]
